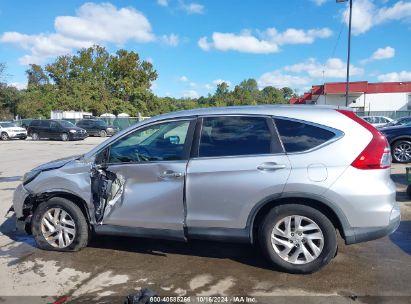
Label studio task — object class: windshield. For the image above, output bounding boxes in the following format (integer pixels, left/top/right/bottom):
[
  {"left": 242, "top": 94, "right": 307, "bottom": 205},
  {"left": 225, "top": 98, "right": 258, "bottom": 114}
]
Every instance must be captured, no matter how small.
[
  {"left": 0, "top": 122, "right": 17, "bottom": 128},
  {"left": 58, "top": 120, "right": 75, "bottom": 128}
]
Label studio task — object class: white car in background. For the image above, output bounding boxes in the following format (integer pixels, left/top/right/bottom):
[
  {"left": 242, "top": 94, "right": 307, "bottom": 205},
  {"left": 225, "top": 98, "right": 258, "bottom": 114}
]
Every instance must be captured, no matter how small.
[
  {"left": 0, "top": 121, "right": 28, "bottom": 140},
  {"left": 362, "top": 116, "right": 393, "bottom": 128}
]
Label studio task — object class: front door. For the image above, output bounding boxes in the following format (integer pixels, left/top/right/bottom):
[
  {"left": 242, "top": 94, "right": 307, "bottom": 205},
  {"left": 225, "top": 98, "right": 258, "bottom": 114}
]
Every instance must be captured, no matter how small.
[{"left": 96, "top": 118, "right": 196, "bottom": 239}]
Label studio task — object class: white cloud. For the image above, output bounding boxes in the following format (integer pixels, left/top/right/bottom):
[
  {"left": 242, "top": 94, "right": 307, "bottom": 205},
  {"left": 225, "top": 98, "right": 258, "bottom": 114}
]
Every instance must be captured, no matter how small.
[
  {"left": 258, "top": 70, "right": 311, "bottom": 89},
  {"left": 183, "top": 89, "right": 200, "bottom": 98},
  {"left": 284, "top": 57, "right": 363, "bottom": 78},
  {"left": 179, "top": 1, "right": 204, "bottom": 14},
  {"left": 312, "top": 0, "right": 327, "bottom": 6},
  {"left": 161, "top": 33, "right": 179, "bottom": 46},
  {"left": 198, "top": 27, "right": 332, "bottom": 53},
  {"left": 377, "top": 71, "right": 411, "bottom": 82},
  {"left": 157, "top": 0, "right": 169, "bottom": 7},
  {"left": 361, "top": 46, "right": 395, "bottom": 64},
  {"left": 0, "top": 3, "right": 176, "bottom": 65},
  {"left": 179, "top": 75, "right": 189, "bottom": 82},
  {"left": 341, "top": 0, "right": 411, "bottom": 35},
  {"left": 9, "top": 82, "right": 27, "bottom": 90},
  {"left": 212, "top": 79, "right": 231, "bottom": 86}
]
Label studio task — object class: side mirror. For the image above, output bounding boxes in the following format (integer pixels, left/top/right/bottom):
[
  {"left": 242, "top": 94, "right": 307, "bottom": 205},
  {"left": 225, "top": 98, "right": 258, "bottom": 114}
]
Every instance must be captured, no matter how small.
[{"left": 167, "top": 135, "right": 180, "bottom": 144}]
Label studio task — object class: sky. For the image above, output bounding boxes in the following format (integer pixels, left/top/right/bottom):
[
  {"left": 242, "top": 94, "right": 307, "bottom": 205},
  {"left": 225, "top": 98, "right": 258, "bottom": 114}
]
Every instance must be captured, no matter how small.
[{"left": 0, "top": 0, "right": 411, "bottom": 98}]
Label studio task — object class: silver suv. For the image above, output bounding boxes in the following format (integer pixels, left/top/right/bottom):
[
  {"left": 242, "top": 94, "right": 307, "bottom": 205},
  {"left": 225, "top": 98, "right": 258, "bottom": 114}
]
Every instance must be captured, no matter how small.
[{"left": 12, "top": 106, "right": 400, "bottom": 273}]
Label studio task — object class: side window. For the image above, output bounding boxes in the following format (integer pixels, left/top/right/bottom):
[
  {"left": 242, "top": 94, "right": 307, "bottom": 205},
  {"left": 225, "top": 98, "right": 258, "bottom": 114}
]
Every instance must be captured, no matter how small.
[
  {"left": 40, "top": 120, "right": 50, "bottom": 128},
  {"left": 274, "top": 118, "right": 336, "bottom": 153},
  {"left": 109, "top": 120, "right": 192, "bottom": 163},
  {"left": 199, "top": 116, "right": 273, "bottom": 157},
  {"left": 50, "top": 121, "right": 59, "bottom": 129}
]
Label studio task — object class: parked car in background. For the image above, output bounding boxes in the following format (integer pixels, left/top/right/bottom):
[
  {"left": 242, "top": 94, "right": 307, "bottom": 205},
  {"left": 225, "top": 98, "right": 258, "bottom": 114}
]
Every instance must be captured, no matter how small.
[
  {"left": 76, "top": 119, "right": 119, "bottom": 137},
  {"left": 0, "top": 121, "right": 27, "bottom": 140},
  {"left": 381, "top": 116, "right": 411, "bottom": 128},
  {"left": 27, "top": 119, "right": 87, "bottom": 141},
  {"left": 362, "top": 116, "right": 393, "bottom": 127},
  {"left": 380, "top": 124, "right": 411, "bottom": 163},
  {"left": 13, "top": 106, "right": 400, "bottom": 274}
]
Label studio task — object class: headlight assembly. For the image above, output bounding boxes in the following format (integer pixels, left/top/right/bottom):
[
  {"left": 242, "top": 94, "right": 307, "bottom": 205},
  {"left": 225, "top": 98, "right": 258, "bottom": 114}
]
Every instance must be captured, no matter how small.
[
  {"left": 69, "top": 129, "right": 77, "bottom": 133},
  {"left": 23, "top": 170, "right": 41, "bottom": 185}
]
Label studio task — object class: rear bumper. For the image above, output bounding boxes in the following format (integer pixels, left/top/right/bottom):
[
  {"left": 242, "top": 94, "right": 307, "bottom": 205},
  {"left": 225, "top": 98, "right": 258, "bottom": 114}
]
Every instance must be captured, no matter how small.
[{"left": 345, "top": 204, "right": 401, "bottom": 244}]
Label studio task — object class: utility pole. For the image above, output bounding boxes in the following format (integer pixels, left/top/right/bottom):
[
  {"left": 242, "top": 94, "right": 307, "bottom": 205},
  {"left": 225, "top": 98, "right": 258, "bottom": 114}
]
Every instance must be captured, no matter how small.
[{"left": 337, "top": 0, "right": 353, "bottom": 107}]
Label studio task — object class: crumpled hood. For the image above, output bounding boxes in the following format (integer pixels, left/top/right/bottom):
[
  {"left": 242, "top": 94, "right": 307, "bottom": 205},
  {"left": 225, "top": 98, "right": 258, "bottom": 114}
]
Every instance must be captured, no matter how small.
[{"left": 32, "top": 155, "right": 81, "bottom": 172}]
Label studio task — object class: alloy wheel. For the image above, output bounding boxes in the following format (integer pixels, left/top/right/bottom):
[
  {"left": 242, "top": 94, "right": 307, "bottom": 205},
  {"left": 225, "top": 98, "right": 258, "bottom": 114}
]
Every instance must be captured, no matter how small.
[
  {"left": 393, "top": 143, "right": 411, "bottom": 162},
  {"left": 1, "top": 133, "right": 8, "bottom": 140},
  {"left": 271, "top": 215, "right": 324, "bottom": 265},
  {"left": 61, "top": 133, "right": 69, "bottom": 141},
  {"left": 32, "top": 133, "right": 39, "bottom": 140},
  {"left": 40, "top": 207, "right": 76, "bottom": 248}
]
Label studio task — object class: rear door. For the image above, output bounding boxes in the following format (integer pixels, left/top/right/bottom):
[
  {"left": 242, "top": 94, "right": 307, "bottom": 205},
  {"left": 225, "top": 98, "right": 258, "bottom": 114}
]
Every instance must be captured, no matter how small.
[
  {"left": 39, "top": 120, "right": 51, "bottom": 138},
  {"left": 186, "top": 115, "right": 291, "bottom": 233}
]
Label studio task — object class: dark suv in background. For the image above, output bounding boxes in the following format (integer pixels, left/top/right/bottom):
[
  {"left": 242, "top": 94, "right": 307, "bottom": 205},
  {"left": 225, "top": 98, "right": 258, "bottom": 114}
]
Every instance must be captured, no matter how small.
[
  {"left": 76, "top": 119, "right": 119, "bottom": 137},
  {"left": 28, "top": 119, "right": 87, "bottom": 141}
]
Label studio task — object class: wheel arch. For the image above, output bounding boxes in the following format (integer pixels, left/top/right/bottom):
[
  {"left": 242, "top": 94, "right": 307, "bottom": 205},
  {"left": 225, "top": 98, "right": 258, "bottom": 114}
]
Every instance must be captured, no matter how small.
[
  {"left": 248, "top": 194, "right": 350, "bottom": 244},
  {"left": 27, "top": 191, "right": 92, "bottom": 226},
  {"left": 389, "top": 136, "right": 411, "bottom": 145}
]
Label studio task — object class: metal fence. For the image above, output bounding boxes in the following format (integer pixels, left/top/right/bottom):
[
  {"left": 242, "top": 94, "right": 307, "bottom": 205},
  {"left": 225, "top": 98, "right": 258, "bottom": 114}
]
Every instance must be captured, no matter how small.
[
  {"left": 14, "top": 117, "right": 150, "bottom": 131},
  {"left": 356, "top": 111, "right": 411, "bottom": 119}
]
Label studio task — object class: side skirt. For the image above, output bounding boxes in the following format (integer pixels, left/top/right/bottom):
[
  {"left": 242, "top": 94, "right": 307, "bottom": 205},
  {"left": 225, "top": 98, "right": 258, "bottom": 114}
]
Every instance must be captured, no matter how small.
[{"left": 94, "top": 225, "right": 186, "bottom": 242}]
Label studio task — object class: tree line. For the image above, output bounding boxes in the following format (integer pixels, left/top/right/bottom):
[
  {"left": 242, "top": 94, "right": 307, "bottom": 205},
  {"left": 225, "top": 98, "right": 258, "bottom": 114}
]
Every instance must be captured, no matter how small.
[{"left": 0, "top": 45, "right": 297, "bottom": 119}]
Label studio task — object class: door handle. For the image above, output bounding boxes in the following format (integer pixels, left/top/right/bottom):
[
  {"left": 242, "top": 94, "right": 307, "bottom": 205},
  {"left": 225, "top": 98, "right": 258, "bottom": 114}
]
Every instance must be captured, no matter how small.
[
  {"left": 159, "top": 170, "right": 184, "bottom": 179},
  {"left": 257, "top": 162, "right": 286, "bottom": 171}
]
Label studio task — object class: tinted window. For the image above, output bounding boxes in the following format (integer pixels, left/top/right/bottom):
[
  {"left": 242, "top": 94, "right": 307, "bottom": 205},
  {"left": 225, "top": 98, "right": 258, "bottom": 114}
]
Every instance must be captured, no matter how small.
[
  {"left": 30, "top": 120, "right": 41, "bottom": 127},
  {"left": 59, "top": 120, "right": 75, "bottom": 128},
  {"left": 109, "top": 120, "right": 191, "bottom": 163},
  {"left": 50, "top": 121, "right": 60, "bottom": 129},
  {"left": 40, "top": 120, "right": 50, "bottom": 127},
  {"left": 274, "top": 118, "right": 335, "bottom": 153},
  {"left": 199, "top": 116, "right": 272, "bottom": 157}
]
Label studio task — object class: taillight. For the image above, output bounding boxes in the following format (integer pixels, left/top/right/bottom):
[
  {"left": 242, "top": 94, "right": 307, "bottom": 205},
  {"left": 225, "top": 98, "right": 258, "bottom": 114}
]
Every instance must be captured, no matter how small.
[{"left": 337, "top": 110, "right": 391, "bottom": 169}]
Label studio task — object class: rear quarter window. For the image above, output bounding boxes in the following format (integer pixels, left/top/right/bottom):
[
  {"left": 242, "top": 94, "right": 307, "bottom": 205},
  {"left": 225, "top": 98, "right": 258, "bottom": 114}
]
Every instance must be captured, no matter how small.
[{"left": 274, "top": 118, "right": 336, "bottom": 153}]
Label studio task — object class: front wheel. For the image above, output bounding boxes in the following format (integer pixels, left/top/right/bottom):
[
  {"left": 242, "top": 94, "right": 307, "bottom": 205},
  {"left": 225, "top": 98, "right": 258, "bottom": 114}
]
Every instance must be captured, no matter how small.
[
  {"left": 1, "top": 132, "right": 9, "bottom": 140},
  {"left": 60, "top": 133, "right": 69, "bottom": 141},
  {"left": 31, "top": 197, "right": 89, "bottom": 251},
  {"left": 258, "top": 204, "right": 337, "bottom": 274},
  {"left": 99, "top": 130, "right": 107, "bottom": 137},
  {"left": 392, "top": 140, "right": 411, "bottom": 163}
]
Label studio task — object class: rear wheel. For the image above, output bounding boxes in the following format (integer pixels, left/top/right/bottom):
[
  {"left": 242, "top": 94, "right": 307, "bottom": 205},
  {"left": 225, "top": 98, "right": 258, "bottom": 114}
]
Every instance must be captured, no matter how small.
[
  {"left": 1, "top": 132, "right": 9, "bottom": 140},
  {"left": 258, "top": 204, "right": 337, "bottom": 274},
  {"left": 60, "top": 133, "right": 69, "bottom": 141},
  {"left": 31, "top": 132, "right": 39, "bottom": 141},
  {"left": 392, "top": 140, "right": 411, "bottom": 163},
  {"left": 31, "top": 197, "right": 89, "bottom": 251},
  {"left": 99, "top": 130, "right": 107, "bottom": 137}
]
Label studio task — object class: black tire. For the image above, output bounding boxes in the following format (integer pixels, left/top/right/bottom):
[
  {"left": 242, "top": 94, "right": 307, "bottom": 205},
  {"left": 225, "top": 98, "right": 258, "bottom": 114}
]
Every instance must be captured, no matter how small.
[
  {"left": 99, "top": 130, "right": 107, "bottom": 137},
  {"left": 60, "top": 133, "right": 69, "bottom": 141},
  {"left": 258, "top": 204, "right": 337, "bottom": 274},
  {"left": 1, "top": 132, "right": 9, "bottom": 140},
  {"left": 391, "top": 140, "right": 411, "bottom": 163},
  {"left": 20, "top": 137, "right": 27, "bottom": 140},
  {"left": 31, "top": 132, "right": 39, "bottom": 141},
  {"left": 31, "top": 197, "right": 89, "bottom": 252}
]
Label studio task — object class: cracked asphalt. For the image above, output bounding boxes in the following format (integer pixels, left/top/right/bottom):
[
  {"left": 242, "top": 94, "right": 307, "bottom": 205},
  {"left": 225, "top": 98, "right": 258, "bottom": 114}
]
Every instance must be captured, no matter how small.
[{"left": 0, "top": 138, "right": 410, "bottom": 303}]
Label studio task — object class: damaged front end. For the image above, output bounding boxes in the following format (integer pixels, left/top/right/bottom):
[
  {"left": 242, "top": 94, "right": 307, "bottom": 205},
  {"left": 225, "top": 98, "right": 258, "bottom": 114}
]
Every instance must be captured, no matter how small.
[{"left": 90, "top": 166, "right": 125, "bottom": 224}]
